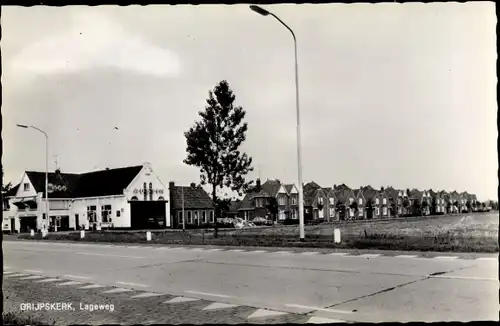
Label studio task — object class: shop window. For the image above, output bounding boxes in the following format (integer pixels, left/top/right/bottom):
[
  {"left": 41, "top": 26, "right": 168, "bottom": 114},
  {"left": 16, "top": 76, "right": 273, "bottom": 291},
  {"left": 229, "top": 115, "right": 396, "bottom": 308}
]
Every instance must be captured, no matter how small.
[
  {"left": 101, "top": 205, "right": 112, "bottom": 223},
  {"left": 87, "top": 206, "right": 97, "bottom": 223}
]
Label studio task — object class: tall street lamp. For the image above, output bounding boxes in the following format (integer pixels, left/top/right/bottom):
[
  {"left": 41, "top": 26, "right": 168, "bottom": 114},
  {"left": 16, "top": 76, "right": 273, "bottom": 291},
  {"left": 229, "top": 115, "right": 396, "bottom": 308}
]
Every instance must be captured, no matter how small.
[
  {"left": 16, "top": 124, "right": 49, "bottom": 233},
  {"left": 250, "top": 5, "right": 305, "bottom": 241}
]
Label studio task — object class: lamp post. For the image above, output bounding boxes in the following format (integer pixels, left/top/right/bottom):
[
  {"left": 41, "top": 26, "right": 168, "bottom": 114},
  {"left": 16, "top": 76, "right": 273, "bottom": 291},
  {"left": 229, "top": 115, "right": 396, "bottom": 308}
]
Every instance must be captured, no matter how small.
[
  {"left": 17, "top": 124, "right": 49, "bottom": 233},
  {"left": 182, "top": 186, "right": 185, "bottom": 231},
  {"left": 249, "top": 5, "right": 305, "bottom": 241}
]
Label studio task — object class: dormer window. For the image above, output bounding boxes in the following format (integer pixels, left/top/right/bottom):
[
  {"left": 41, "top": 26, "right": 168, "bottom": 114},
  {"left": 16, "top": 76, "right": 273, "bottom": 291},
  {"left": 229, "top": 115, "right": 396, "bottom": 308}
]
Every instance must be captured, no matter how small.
[{"left": 23, "top": 183, "right": 30, "bottom": 191}]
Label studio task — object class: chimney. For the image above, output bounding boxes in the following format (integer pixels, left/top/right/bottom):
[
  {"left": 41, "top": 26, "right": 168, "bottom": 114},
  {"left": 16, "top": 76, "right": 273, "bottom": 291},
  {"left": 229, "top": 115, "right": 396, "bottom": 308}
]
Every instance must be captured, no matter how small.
[
  {"left": 190, "top": 182, "right": 196, "bottom": 188},
  {"left": 55, "top": 168, "right": 61, "bottom": 175},
  {"left": 333, "top": 184, "right": 337, "bottom": 190},
  {"left": 381, "top": 186, "right": 385, "bottom": 192},
  {"left": 256, "top": 178, "right": 261, "bottom": 188},
  {"left": 169, "top": 182, "right": 175, "bottom": 190}
]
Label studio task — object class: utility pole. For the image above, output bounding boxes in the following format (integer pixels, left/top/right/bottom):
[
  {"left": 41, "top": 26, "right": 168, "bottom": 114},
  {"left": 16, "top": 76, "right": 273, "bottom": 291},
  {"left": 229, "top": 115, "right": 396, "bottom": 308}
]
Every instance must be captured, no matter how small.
[{"left": 182, "top": 186, "right": 185, "bottom": 231}]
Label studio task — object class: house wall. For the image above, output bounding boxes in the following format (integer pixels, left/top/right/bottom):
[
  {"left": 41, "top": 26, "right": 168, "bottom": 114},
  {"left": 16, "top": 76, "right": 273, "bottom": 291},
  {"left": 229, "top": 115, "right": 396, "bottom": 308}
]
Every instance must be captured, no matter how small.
[
  {"left": 124, "top": 163, "right": 170, "bottom": 227},
  {"left": 72, "top": 196, "right": 130, "bottom": 229}
]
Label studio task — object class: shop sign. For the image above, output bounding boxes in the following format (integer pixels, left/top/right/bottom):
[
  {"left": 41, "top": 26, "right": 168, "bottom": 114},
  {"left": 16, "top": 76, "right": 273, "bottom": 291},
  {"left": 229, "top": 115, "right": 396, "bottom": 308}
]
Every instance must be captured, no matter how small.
[
  {"left": 133, "top": 188, "right": 164, "bottom": 194},
  {"left": 47, "top": 183, "right": 67, "bottom": 193}
]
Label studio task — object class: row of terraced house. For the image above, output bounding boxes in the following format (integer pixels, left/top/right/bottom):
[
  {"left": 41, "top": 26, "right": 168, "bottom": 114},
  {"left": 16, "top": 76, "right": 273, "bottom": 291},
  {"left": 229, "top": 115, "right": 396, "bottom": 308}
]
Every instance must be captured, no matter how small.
[{"left": 233, "top": 179, "right": 480, "bottom": 222}]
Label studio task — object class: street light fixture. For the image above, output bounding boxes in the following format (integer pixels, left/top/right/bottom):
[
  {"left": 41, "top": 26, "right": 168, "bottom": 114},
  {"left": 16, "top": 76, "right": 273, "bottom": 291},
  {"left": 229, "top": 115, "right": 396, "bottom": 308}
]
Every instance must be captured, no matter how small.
[
  {"left": 17, "top": 124, "right": 49, "bottom": 233},
  {"left": 249, "top": 5, "right": 305, "bottom": 241}
]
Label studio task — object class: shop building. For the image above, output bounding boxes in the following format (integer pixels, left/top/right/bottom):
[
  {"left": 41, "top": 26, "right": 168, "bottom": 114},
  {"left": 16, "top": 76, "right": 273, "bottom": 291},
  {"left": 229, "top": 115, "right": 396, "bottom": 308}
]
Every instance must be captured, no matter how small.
[{"left": 2, "top": 162, "right": 170, "bottom": 233}]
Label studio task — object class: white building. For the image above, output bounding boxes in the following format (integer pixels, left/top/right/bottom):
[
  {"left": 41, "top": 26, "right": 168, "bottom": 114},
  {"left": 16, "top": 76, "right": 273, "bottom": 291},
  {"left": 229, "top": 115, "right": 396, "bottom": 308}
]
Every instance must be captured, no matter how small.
[{"left": 2, "top": 162, "right": 170, "bottom": 233}]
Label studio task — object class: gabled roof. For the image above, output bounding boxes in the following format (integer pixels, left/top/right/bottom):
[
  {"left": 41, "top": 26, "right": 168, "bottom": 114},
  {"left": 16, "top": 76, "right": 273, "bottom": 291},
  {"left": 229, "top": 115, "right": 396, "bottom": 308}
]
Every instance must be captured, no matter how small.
[
  {"left": 360, "top": 185, "right": 379, "bottom": 202},
  {"left": 23, "top": 165, "right": 143, "bottom": 198},
  {"left": 384, "top": 186, "right": 400, "bottom": 201},
  {"left": 303, "top": 182, "right": 322, "bottom": 206},
  {"left": 284, "top": 184, "right": 294, "bottom": 194},
  {"left": 428, "top": 189, "right": 441, "bottom": 199},
  {"left": 26, "top": 171, "right": 80, "bottom": 198},
  {"left": 170, "top": 185, "right": 213, "bottom": 209},
  {"left": 74, "top": 166, "right": 143, "bottom": 198},
  {"left": 333, "top": 188, "right": 354, "bottom": 205},
  {"left": 261, "top": 179, "right": 282, "bottom": 197},
  {"left": 333, "top": 183, "right": 351, "bottom": 192},
  {"left": 409, "top": 188, "right": 424, "bottom": 200}
]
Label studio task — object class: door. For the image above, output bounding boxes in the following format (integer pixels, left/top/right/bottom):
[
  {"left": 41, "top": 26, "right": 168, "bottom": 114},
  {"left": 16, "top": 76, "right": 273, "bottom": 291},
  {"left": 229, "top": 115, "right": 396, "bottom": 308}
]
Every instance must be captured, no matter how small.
[
  {"left": 61, "top": 216, "right": 70, "bottom": 231},
  {"left": 10, "top": 218, "right": 15, "bottom": 233},
  {"left": 75, "top": 214, "right": 79, "bottom": 230}
]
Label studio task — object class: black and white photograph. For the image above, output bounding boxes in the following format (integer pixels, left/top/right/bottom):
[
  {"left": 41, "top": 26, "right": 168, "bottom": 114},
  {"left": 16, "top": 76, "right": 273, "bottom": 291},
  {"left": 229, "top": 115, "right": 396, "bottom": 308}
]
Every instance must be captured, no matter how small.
[{"left": 1, "top": 2, "right": 498, "bottom": 325}]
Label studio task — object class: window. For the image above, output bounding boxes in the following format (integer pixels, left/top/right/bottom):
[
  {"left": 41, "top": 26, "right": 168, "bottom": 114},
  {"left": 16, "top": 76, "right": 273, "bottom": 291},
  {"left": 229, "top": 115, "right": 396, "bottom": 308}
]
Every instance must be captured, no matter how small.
[
  {"left": 101, "top": 205, "right": 112, "bottom": 223},
  {"left": 358, "top": 198, "right": 362, "bottom": 205},
  {"left": 23, "top": 183, "right": 30, "bottom": 191},
  {"left": 193, "top": 211, "right": 199, "bottom": 224},
  {"left": 376, "top": 198, "right": 380, "bottom": 205},
  {"left": 131, "top": 196, "right": 138, "bottom": 201},
  {"left": 178, "top": 211, "right": 184, "bottom": 225},
  {"left": 279, "top": 210, "right": 286, "bottom": 220},
  {"left": 292, "top": 196, "right": 297, "bottom": 205},
  {"left": 143, "top": 182, "right": 147, "bottom": 201},
  {"left": 329, "top": 207, "right": 335, "bottom": 217},
  {"left": 255, "top": 198, "right": 264, "bottom": 208},
  {"left": 87, "top": 206, "right": 97, "bottom": 223},
  {"left": 149, "top": 183, "right": 153, "bottom": 201},
  {"left": 187, "top": 211, "right": 193, "bottom": 224},
  {"left": 318, "top": 197, "right": 324, "bottom": 205},
  {"left": 209, "top": 211, "right": 214, "bottom": 223},
  {"left": 318, "top": 209, "right": 324, "bottom": 218},
  {"left": 291, "top": 209, "right": 298, "bottom": 219},
  {"left": 278, "top": 196, "right": 286, "bottom": 205},
  {"left": 202, "top": 211, "right": 207, "bottom": 223},
  {"left": 375, "top": 207, "right": 380, "bottom": 216},
  {"left": 349, "top": 197, "right": 353, "bottom": 204},
  {"left": 329, "top": 197, "right": 334, "bottom": 205},
  {"left": 383, "top": 198, "right": 387, "bottom": 205},
  {"left": 383, "top": 207, "right": 387, "bottom": 215},
  {"left": 116, "top": 210, "right": 121, "bottom": 217}
]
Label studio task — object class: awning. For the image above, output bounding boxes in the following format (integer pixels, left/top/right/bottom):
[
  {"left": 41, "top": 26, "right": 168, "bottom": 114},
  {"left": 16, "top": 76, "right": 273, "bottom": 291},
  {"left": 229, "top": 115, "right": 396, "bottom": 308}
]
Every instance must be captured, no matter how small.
[{"left": 12, "top": 197, "right": 37, "bottom": 209}]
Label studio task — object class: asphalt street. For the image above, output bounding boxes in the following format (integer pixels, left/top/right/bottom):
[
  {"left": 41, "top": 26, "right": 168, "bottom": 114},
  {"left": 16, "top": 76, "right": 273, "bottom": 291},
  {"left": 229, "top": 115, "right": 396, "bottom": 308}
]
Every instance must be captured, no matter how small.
[{"left": 3, "top": 240, "right": 499, "bottom": 323}]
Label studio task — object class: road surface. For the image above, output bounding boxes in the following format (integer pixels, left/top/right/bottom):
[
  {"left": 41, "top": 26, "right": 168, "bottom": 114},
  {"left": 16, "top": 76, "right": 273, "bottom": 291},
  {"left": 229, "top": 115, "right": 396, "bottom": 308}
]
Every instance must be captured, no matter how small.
[{"left": 3, "top": 240, "right": 498, "bottom": 324}]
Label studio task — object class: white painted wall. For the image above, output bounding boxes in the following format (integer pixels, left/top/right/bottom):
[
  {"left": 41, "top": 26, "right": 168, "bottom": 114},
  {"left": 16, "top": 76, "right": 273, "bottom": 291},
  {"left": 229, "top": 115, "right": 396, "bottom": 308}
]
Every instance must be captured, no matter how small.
[
  {"left": 72, "top": 196, "right": 130, "bottom": 229},
  {"left": 15, "top": 173, "right": 38, "bottom": 198},
  {"left": 124, "top": 163, "right": 170, "bottom": 227}
]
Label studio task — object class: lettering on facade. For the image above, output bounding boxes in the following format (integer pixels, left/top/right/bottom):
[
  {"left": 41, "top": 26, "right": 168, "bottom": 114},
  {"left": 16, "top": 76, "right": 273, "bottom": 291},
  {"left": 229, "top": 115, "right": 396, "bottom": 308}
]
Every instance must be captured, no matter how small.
[
  {"left": 133, "top": 188, "right": 164, "bottom": 194},
  {"left": 47, "top": 184, "right": 68, "bottom": 193}
]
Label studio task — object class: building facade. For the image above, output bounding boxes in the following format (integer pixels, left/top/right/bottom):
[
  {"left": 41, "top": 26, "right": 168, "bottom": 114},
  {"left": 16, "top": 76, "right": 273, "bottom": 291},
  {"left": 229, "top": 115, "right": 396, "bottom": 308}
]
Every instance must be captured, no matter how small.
[{"left": 3, "top": 163, "right": 170, "bottom": 233}]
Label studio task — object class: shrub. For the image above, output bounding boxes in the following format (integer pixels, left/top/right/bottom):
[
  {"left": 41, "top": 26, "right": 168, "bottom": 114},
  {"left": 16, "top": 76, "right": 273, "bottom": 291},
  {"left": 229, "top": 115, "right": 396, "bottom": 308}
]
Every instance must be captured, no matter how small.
[{"left": 284, "top": 218, "right": 300, "bottom": 225}]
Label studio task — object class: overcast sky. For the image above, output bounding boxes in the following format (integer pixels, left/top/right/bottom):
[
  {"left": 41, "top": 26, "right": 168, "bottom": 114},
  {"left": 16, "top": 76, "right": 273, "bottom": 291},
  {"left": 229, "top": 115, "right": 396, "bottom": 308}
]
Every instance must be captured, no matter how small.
[{"left": 2, "top": 3, "right": 497, "bottom": 200}]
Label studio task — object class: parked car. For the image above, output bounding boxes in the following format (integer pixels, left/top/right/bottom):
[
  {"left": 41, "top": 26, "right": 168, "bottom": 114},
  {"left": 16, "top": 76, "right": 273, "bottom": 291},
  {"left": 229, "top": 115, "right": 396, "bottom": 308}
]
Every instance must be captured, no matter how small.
[{"left": 252, "top": 217, "right": 273, "bottom": 226}]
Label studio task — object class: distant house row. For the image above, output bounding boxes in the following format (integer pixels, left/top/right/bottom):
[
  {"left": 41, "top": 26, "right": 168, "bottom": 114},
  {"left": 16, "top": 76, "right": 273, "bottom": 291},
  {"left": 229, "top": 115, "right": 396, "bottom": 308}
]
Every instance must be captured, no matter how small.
[{"left": 231, "top": 179, "right": 481, "bottom": 222}]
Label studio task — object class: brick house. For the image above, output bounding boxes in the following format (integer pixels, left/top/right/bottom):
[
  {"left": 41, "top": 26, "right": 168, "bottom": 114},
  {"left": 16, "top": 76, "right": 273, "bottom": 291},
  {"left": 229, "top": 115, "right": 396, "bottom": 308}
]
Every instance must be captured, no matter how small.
[
  {"left": 333, "top": 184, "right": 356, "bottom": 220},
  {"left": 237, "top": 179, "right": 295, "bottom": 223},
  {"left": 385, "top": 186, "right": 403, "bottom": 217},
  {"left": 352, "top": 188, "right": 365, "bottom": 219},
  {"left": 428, "top": 189, "right": 445, "bottom": 215},
  {"left": 326, "top": 188, "right": 338, "bottom": 221},
  {"left": 408, "top": 189, "right": 431, "bottom": 216},
  {"left": 358, "top": 185, "right": 387, "bottom": 219},
  {"left": 449, "top": 191, "right": 460, "bottom": 213},
  {"left": 284, "top": 184, "right": 299, "bottom": 220},
  {"left": 169, "top": 182, "right": 214, "bottom": 229},
  {"left": 303, "top": 182, "right": 321, "bottom": 221}
]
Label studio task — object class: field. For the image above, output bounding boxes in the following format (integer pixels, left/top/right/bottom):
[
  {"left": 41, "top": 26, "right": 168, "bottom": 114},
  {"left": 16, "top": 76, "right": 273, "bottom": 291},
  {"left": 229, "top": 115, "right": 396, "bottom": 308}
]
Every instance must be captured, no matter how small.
[{"left": 17, "top": 213, "right": 499, "bottom": 253}]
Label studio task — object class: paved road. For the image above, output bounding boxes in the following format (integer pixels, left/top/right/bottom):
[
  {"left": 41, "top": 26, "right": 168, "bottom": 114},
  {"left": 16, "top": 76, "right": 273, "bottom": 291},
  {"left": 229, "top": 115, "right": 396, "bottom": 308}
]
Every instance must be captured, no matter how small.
[{"left": 3, "top": 240, "right": 498, "bottom": 323}]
